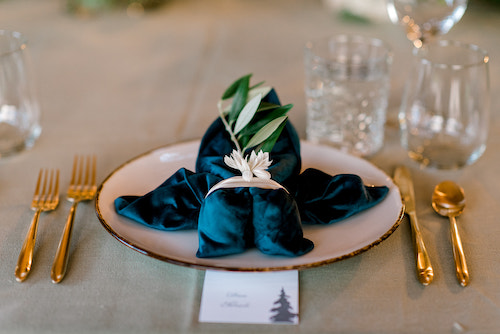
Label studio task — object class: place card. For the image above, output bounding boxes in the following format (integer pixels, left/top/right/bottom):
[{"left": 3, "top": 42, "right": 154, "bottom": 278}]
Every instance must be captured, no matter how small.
[{"left": 199, "top": 270, "right": 299, "bottom": 325}]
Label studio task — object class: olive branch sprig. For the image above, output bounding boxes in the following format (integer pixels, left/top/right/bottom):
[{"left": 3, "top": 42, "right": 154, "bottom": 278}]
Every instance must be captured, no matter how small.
[{"left": 217, "top": 74, "right": 292, "bottom": 155}]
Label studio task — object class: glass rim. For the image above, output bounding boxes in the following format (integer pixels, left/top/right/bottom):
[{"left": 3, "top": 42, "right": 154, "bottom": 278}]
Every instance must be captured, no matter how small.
[
  {"left": 0, "top": 30, "right": 28, "bottom": 58},
  {"left": 304, "top": 34, "right": 393, "bottom": 63},
  {"left": 413, "top": 40, "right": 489, "bottom": 69}
]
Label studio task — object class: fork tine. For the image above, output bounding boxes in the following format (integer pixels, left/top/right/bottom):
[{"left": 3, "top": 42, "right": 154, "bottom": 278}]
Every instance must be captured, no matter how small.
[
  {"left": 46, "top": 169, "right": 60, "bottom": 204},
  {"left": 54, "top": 169, "right": 60, "bottom": 201},
  {"left": 45, "top": 169, "right": 60, "bottom": 211},
  {"left": 84, "top": 155, "right": 90, "bottom": 187},
  {"left": 32, "top": 169, "right": 43, "bottom": 204},
  {"left": 85, "top": 155, "right": 97, "bottom": 188},
  {"left": 77, "top": 156, "right": 84, "bottom": 188},
  {"left": 70, "top": 156, "right": 78, "bottom": 188},
  {"left": 91, "top": 155, "right": 96, "bottom": 187},
  {"left": 40, "top": 169, "right": 49, "bottom": 203},
  {"left": 46, "top": 170, "right": 54, "bottom": 202}
]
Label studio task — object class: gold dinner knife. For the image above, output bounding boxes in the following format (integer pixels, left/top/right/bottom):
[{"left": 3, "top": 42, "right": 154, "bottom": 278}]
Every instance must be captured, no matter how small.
[{"left": 394, "top": 166, "right": 434, "bottom": 285}]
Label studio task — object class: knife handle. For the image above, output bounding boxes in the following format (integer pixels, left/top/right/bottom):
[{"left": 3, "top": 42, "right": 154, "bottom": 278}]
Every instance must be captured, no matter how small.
[
  {"left": 408, "top": 212, "right": 434, "bottom": 285},
  {"left": 449, "top": 216, "right": 469, "bottom": 287}
]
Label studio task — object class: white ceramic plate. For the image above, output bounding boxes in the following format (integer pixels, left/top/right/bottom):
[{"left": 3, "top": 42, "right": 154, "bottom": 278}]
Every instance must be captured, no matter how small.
[{"left": 95, "top": 140, "right": 403, "bottom": 271}]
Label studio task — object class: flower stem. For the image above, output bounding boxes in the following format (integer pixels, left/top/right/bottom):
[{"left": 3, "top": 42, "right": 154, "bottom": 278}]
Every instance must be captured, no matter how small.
[{"left": 218, "top": 100, "right": 242, "bottom": 152}]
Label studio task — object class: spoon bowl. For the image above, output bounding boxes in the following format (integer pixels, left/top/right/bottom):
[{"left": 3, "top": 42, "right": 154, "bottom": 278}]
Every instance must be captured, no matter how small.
[
  {"left": 431, "top": 180, "right": 469, "bottom": 286},
  {"left": 432, "top": 181, "right": 466, "bottom": 217}
]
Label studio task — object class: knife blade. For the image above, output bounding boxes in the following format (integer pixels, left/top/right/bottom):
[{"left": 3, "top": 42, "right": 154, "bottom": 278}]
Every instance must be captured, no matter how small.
[{"left": 394, "top": 166, "right": 434, "bottom": 285}]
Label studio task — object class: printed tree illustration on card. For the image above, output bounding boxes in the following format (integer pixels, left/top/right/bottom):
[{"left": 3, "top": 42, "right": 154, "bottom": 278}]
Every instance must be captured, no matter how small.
[{"left": 269, "top": 287, "right": 297, "bottom": 323}]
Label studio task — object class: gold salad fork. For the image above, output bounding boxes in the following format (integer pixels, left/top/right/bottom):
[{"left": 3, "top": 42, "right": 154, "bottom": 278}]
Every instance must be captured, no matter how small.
[
  {"left": 15, "top": 169, "right": 60, "bottom": 282},
  {"left": 51, "top": 155, "right": 96, "bottom": 284}
]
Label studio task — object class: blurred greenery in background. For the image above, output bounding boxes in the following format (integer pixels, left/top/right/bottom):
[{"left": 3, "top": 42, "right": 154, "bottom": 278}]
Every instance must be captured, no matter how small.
[
  {"left": 66, "top": 0, "right": 499, "bottom": 18},
  {"left": 66, "top": 0, "right": 166, "bottom": 16}
]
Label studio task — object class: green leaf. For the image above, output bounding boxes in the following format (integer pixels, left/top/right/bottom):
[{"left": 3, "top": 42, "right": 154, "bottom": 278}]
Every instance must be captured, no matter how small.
[
  {"left": 234, "top": 94, "right": 262, "bottom": 135},
  {"left": 259, "top": 119, "right": 287, "bottom": 153},
  {"left": 243, "top": 115, "right": 288, "bottom": 151},
  {"left": 221, "top": 74, "right": 252, "bottom": 100},
  {"left": 248, "top": 86, "right": 271, "bottom": 102},
  {"left": 238, "top": 104, "right": 292, "bottom": 137},
  {"left": 249, "top": 81, "right": 265, "bottom": 90},
  {"left": 256, "top": 101, "right": 280, "bottom": 113},
  {"left": 228, "top": 75, "right": 250, "bottom": 124}
]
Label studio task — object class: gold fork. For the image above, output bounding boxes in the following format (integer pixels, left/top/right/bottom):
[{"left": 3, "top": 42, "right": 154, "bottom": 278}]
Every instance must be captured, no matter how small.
[
  {"left": 15, "top": 169, "right": 60, "bottom": 282},
  {"left": 51, "top": 155, "right": 96, "bottom": 284}
]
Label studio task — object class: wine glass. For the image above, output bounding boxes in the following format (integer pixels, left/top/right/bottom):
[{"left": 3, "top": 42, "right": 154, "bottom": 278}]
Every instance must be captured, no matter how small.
[
  {"left": 399, "top": 40, "right": 490, "bottom": 169},
  {"left": 386, "top": 0, "right": 468, "bottom": 47},
  {"left": 0, "top": 30, "right": 41, "bottom": 157}
]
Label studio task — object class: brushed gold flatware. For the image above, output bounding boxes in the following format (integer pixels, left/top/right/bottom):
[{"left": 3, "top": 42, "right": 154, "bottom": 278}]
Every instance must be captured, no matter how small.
[
  {"left": 51, "top": 155, "right": 96, "bottom": 284},
  {"left": 393, "top": 166, "right": 434, "bottom": 285},
  {"left": 15, "top": 169, "right": 60, "bottom": 282},
  {"left": 432, "top": 181, "right": 469, "bottom": 287}
]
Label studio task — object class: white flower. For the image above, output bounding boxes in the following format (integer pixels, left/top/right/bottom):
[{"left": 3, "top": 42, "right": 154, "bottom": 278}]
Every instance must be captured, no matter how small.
[
  {"left": 224, "top": 150, "right": 247, "bottom": 171},
  {"left": 224, "top": 149, "right": 272, "bottom": 181},
  {"left": 247, "top": 150, "right": 272, "bottom": 180}
]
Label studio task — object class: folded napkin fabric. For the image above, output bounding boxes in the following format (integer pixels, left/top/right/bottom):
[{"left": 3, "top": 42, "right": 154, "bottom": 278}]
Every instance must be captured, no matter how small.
[
  {"left": 197, "top": 187, "right": 314, "bottom": 258},
  {"left": 115, "top": 169, "right": 219, "bottom": 231},
  {"left": 293, "top": 169, "right": 389, "bottom": 225},
  {"left": 114, "top": 90, "right": 389, "bottom": 258}
]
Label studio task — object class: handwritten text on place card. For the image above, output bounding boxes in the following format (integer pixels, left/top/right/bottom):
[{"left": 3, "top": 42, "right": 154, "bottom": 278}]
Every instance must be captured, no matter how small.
[{"left": 199, "top": 270, "right": 299, "bottom": 325}]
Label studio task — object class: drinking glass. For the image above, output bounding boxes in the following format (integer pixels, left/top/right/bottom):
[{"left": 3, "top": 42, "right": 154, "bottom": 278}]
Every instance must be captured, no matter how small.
[
  {"left": 304, "top": 35, "right": 393, "bottom": 157},
  {"left": 399, "top": 40, "right": 490, "bottom": 169},
  {"left": 0, "top": 30, "right": 41, "bottom": 157},
  {"left": 386, "top": 0, "right": 467, "bottom": 47}
]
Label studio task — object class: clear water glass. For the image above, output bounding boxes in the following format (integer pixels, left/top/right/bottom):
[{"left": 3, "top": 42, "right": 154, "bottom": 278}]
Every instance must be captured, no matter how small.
[
  {"left": 386, "top": 0, "right": 467, "bottom": 47},
  {"left": 399, "top": 40, "right": 490, "bottom": 169},
  {"left": 304, "top": 35, "right": 392, "bottom": 157},
  {"left": 0, "top": 30, "right": 41, "bottom": 157}
]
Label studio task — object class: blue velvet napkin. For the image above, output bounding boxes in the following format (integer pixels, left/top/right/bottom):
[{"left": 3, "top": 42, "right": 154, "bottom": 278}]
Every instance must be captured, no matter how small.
[{"left": 114, "top": 91, "right": 389, "bottom": 258}]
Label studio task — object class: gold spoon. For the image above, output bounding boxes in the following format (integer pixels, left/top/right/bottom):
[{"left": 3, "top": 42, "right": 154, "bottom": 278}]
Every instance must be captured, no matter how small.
[{"left": 431, "top": 181, "right": 469, "bottom": 287}]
